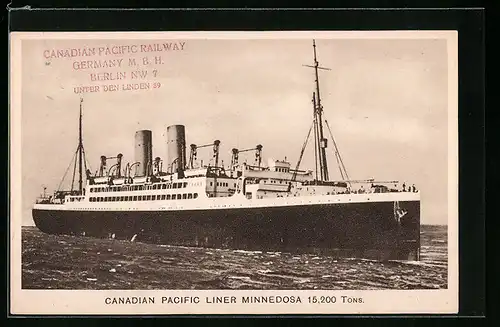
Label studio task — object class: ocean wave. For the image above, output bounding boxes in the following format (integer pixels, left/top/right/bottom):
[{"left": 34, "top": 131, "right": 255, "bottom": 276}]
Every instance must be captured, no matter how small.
[
  {"left": 21, "top": 225, "right": 448, "bottom": 290},
  {"left": 233, "top": 250, "right": 263, "bottom": 255},
  {"left": 388, "top": 260, "right": 447, "bottom": 269}
]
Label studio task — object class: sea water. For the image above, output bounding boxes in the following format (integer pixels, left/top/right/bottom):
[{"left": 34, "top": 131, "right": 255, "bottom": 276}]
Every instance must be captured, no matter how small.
[{"left": 21, "top": 225, "right": 447, "bottom": 290}]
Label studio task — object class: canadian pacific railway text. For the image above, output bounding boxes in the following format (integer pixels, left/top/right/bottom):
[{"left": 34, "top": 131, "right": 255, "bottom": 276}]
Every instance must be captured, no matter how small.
[
  {"left": 104, "top": 295, "right": 364, "bottom": 305},
  {"left": 43, "top": 42, "right": 186, "bottom": 59},
  {"left": 43, "top": 42, "right": 186, "bottom": 94}
]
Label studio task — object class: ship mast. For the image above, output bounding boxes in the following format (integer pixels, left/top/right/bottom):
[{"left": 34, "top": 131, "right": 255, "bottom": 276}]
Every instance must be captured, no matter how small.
[
  {"left": 78, "top": 98, "right": 84, "bottom": 193},
  {"left": 55, "top": 98, "right": 90, "bottom": 195},
  {"left": 304, "top": 39, "right": 330, "bottom": 182}
]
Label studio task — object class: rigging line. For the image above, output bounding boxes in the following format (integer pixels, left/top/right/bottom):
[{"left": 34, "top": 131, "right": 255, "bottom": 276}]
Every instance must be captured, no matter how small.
[
  {"left": 325, "top": 119, "right": 351, "bottom": 184},
  {"left": 337, "top": 145, "right": 350, "bottom": 183},
  {"left": 288, "top": 123, "right": 313, "bottom": 191},
  {"left": 325, "top": 120, "right": 350, "bottom": 183},
  {"left": 334, "top": 147, "right": 345, "bottom": 180},
  {"left": 328, "top": 122, "right": 345, "bottom": 180},
  {"left": 290, "top": 123, "right": 314, "bottom": 181},
  {"left": 71, "top": 146, "right": 78, "bottom": 192},
  {"left": 85, "top": 158, "right": 91, "bottom": 174},
  {"left": 57, "top": 149, "right": 78, "bottom": 192},
  {"left": 340, "top": 156, "right": 350, "bottom": 182},
  {"left": 83, "top": 155, "right": 88, "bottom": 174},
  {"left": 82, "top": 147, "right": 92, "bottom": 173},
  {"left": 332, "top": 137, "right": 350, "bottom": 183}
]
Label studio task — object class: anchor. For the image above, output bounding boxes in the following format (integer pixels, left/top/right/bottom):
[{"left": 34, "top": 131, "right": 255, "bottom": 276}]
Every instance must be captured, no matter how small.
[{"left": 394, "top": 201, "right": 408, "bottom": 224}]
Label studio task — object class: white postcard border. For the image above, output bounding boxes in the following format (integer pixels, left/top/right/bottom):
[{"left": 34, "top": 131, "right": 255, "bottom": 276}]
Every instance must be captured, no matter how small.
[{"left": 9, "top": 30, "right": 459, "bottom": 315}]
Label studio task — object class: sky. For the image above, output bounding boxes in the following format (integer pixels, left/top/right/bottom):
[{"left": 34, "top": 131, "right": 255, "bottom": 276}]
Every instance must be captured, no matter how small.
[{"left": 18, "top": 34, "right": 452, "bottom": 225}]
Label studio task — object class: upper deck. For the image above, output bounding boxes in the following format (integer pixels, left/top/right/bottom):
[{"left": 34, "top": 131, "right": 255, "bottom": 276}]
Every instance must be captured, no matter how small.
[{"left": 35, "top": 162, "right": 420, "bottom": 212}]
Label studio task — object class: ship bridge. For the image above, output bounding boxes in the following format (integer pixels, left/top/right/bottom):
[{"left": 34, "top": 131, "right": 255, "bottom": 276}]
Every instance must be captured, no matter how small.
[
  {"left": 234, "top": 161, "right": 314, "bottom": 183},
  {"left": 268, "top": 159, "right": 291, "bottom": 173}
]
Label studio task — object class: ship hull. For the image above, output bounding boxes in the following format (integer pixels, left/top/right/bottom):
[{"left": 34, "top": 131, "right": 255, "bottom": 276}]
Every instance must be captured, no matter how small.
[{"left": 32, "top": 200, "right": 420, "bottom": 261}]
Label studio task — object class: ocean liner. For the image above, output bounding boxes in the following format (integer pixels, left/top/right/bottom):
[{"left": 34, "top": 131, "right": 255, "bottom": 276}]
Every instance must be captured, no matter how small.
[{"left": 33, "top": 40, "right": 421, "bottom": 261}]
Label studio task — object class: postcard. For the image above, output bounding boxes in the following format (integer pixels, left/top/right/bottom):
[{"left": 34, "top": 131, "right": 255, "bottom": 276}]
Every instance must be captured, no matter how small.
[{"left": 10, "top": 30, "right": 458, "bottom": 315}]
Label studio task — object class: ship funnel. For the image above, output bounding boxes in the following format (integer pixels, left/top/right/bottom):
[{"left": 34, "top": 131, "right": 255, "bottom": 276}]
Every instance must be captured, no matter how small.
[
  {"left": 134, "top": 130, "right": 153, "bottom": 177},
  {"left": 166, "top": 125, "right": 186, "bottom": 174}
]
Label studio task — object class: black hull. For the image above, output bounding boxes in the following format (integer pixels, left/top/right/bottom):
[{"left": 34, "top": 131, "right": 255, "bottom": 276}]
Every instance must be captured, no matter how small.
[{"left": 33, "top": 201, "right": 420, "bottom": 261}]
